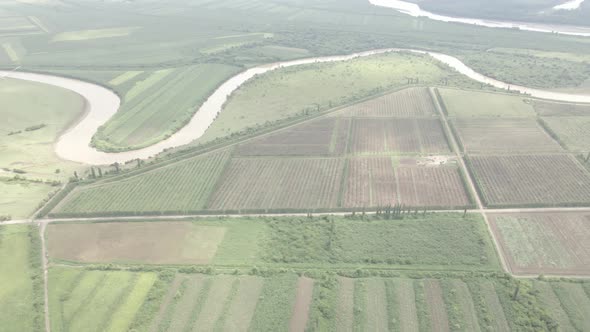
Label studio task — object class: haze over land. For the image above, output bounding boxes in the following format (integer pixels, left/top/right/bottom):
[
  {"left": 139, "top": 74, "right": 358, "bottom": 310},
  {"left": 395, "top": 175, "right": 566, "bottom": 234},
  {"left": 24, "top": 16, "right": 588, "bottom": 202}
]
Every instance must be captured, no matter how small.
[{"left": 1, "top": 0, "right": 590, "bottom": 331}]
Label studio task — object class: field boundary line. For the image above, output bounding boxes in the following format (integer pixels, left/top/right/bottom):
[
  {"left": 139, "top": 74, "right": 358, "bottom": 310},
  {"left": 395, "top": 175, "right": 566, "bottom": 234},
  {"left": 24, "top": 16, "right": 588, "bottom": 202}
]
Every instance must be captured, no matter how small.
[
  {"left": 430, "top": 87, "right": 510, "bottom": 274},
  {"left": 39, "top": 222, "right": 51, "bottom": 332}
]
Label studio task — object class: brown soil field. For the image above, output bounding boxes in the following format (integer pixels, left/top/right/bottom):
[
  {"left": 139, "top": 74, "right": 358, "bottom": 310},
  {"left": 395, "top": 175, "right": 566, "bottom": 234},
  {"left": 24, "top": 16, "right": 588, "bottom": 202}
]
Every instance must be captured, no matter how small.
[
  {"left": 349, "top": 118, "right": 450, "bottom": 155},
  {"left": 235, "top": 118, "right": 350, "bottom": 156},
  {"left": 289, "top": 277, "right": 314, "bottom": 332},
  {"left": 46, "top": 222, "right": 226, "bottom": 264},
  {"left": 209, "top": 157, "right": 344, "bottom": 211},
  {"left": 343, "top": 158, "right": 471, "bottom": 209},
  {"left": 488, "top": 212, "right": 590, "bottom": 276},
  {"left": 533, "top": 100, "right": 590, "bottom": 116},
  {"left": 424, "top": 279, "right": 450, "bottom": 332},
  {"left": 335, "top": 87, "right": 437, "bottom": 118},
  {"left": 452, "top": 118, "right": 563, "bottom": 153},
  {"left": 468, "top": 154, "right": 590, "bottom": 207}
]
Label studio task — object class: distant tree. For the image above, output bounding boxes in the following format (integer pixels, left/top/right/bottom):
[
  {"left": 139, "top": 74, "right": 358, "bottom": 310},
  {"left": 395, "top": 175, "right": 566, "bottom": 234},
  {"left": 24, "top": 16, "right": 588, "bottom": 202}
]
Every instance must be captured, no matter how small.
[
  {"left": 98, "top": 168, "right": 102, "bottom": 177},
  {"left": 74, "top": 171, "right": 79, "bottom": 179},
  {"left": 91, "top": 167, "right": 96, "bottom": 178},
  {"left": 112, "top": 162, "right": 120, "bottom": 173}
]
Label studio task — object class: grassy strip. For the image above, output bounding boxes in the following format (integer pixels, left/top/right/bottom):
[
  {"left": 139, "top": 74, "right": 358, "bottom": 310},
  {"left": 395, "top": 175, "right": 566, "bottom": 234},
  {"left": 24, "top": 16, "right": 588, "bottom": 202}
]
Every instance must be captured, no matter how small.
[
  {"left": 157, "top": 277, "right": 189, "bottom": 332},
  {"left": 306, "top": 274, "right": 338, "bottom": 331},
  {"left": 384, "top": 279, "right": 400, "bottom": 332},
  {"left": 440, "top": 279, "right": 464, "bottom": 331},
  {"left": 414, "top": 280, "right": 431, "bottom": 332},
  {"left": 96, "top": 273, "right": 140, "bottom": 332},
  {"left": 36, "top": 182, "right": 77, "bottom": 218},
  {"left": 248, "top": 274, "right": 298, "bottom": 332},
  {"left": 213, "top": 278, "right": 240, "bottom": 331},
  {"left": 182, "top": 277, "right": 213, "bottom": 332},
  {"left": 536, "top": 117, "right": 568, "bottom": 150},
  {"left": 27, "top": 225, "right": 45, "bottom": 332},
  {"left": 127, "top": 271, "right": 175, "bottom": 331},
  {"left": 353, "top": 279, "right": 367, "bottom": 332}
]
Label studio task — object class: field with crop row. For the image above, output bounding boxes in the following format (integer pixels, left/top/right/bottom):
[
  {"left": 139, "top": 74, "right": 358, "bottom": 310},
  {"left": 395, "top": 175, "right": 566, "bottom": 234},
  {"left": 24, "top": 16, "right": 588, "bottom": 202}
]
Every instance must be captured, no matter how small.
[
  {"left": 336, "top": 87, "right": 437, "bottom": 118},
  {"left": 93, "top": 64, "right": 240, "bottom": 151},
  {"left": 533, "top": 101, "right": 590, "bottom": 116},
  {"left": 489, "top": 212, "right": 590, "bottom": 276},
  {"left": 452, "top": 118, "right": 563, "bottom": 153},
  {"left": 209, "top": 157, "right": 343, "bottom": 211},
  {"left": 541, "top": 116, "right": 590, "bottom": 152},
  {"left": 349, "top": 118, "right": 450, "bottom": 155},
  {"left": 468, "top": 154, "right": 590, "bottom": 207},
  {"left": 235, "top": 118, "right": 350, "bottom": 157},
  {"left": 343, "top": 158, "right": 471, "bottom": 209},
  {"left": 53, "top": 149, "right": 231, "bottom": 216},
  {"left": 45, "top": 265, "right": 590, "bottom": 332}
]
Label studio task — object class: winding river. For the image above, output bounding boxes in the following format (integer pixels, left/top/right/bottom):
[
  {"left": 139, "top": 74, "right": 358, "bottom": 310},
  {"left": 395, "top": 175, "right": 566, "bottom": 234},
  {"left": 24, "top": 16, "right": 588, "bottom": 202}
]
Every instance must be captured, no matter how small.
[
  {"left": 369, "top": 0, "right": 590, "bottom": 37},
  {"left": 2, "top": 48, "right": 590, "bottom": 165}
]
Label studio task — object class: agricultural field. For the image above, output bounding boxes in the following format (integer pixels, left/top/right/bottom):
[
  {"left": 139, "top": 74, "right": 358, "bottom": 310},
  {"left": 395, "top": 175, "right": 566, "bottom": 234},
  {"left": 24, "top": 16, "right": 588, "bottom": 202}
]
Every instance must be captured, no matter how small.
[
  {"left": 533, "top": 101, "right": 590, "bottom": 116},
  {"left": 437, "top": 88, "right": 536, "bottom": 118},
  {"left": 540, "top": 117, "right": 590, "bottom": 152},
  {"left": 488, "top": 212, "right": 590, "bottom": 276},
  {"left": 335, "top": 87, "right": 438, "bottom": 118},
  {"left": 343, "top": 157, "right": 471, "bottom": 209},
  {"left": 209, "top": 157, "right": 344, "bottom": 211},
  {"left": 46, "top": 219, "right": 266, "bottom": 266},
  {"left": 468, "top": 154, "right": 590, "bottom": 207},
  {"left": 92, "top": 64, "right": 240, "bottom": 151},
  {"left": 0, "top": 78, "right": 86, "bottom": 180},
  {"left": 196, "top": 52, "right": 479, "bottom": 144},
  {"left": 52, "top": 149, "right": 231, "bottom": 216},
  {"left": 0, "top": 225, "right": 43, "bottom": 332},
  {"left": 534, "top": 281, "right": 590, "bottom": 331},
  {"left": 348, "top": 118, "right": 450, "bottom": 155},
  {"left": 0, "top": 178, "right": 56, "bottom": 219},
  {"left": 235, "top": 118, "right": 350, "bottom": 157},
  {"left": 43, "top": 214, "right": 499, "bottom": 271},
  {"left": 51, "top": 27, "right": 140, "bottom": 42},
  {"left": 451, "top": 118, "right": 563, "bottom": 153}
]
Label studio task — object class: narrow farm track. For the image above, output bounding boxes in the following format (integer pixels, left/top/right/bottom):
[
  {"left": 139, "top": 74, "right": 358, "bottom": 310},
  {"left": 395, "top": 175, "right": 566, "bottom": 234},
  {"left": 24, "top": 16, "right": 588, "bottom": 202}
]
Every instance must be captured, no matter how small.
[{"left": 39, "top": 222, "right": 50, "bottom": 332}]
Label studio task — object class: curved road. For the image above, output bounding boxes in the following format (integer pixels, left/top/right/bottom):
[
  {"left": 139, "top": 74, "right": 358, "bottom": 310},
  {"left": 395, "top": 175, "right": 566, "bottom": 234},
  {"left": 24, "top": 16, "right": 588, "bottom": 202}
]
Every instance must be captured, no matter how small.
[
  {"left": 2, "top": 49, "right": 590, "bottom": 165},
  {"left": 369, "top": 0, "right": 590, "bottom": 37}
]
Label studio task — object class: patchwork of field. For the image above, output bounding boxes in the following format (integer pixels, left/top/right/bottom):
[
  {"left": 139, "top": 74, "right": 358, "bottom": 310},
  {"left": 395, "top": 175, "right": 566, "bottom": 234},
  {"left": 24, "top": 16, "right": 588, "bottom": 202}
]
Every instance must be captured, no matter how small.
[
  {"left": 437, "top": 88, "right": 536, "bottom": 117},
  {"left": 348, "top": 118, "right": 450, "bottom": 155},
  {"left": 451, "top": 118, "right": 563, "bottom": 153},
  {"left": 468, "top": 154, "right": 590, "bottom": 207},
  {"left": 93, "top": 64, "right": 240, "bottom": 151},
  {"left": 489, "top": 212, "right": 590, "bottom": 276},
  {"left": 0, "top": 225, "right": 43, "bottom": 332},
  {"left": 343, "top": 158, "right": 471, "bottom": 209},
  {"left": 51, "top": 27, "right": 140, "bottom": 42},
  {"left": 209, "top": 157, "right": 344, "bottom": 211},
  {"left": 53, "top": 149, "right": 231, "bottom": 216},
  {"left": 336, "top": 87, "right": 437, "bottom": 118},
  {"left": 541, "top": 116, "right": 590, "bottom": 152},
  {"left": 42, "top": 264, "right": 590, "bottom": 332},
  {"left": 533, "top": 100, "right": 590, "bottom": 116},
  {"left": 44, "top": 214, "right": 499, "bottom": 271},
  {"left": 235, "top": 118, "right": 350, "bottom": 157}
]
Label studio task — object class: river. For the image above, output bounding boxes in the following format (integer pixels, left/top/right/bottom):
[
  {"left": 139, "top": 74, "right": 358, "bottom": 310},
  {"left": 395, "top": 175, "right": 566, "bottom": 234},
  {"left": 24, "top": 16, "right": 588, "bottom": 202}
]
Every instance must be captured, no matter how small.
[
  {"left": 369, "top": 0, "right": 590, "bottom": 37},
  {"left": 2, "top": 48, "right": 590, "bottom": 165}
]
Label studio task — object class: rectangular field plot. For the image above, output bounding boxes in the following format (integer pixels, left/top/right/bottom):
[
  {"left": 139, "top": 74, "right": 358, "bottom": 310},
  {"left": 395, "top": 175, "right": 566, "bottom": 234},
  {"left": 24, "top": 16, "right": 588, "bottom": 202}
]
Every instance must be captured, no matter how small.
[
  {"left": 235, "top": 118, "right": 350, "bottom": 156},
  {"left": 336, "top": 87, "right": 437, "bottom": 117},
  {"left": 208, "top": 157, "right": 343, "bottom": 211},
  {"left": 452, "top": 118, "right": 562, "bottom": 153},
  {"left": 52, "top": 149, "right": 231, "bottom": 216},
  {"left": 343, "top": 158, "right": 471, "bottom": 209},
  {"left": 46, "top": 219, "right": 266, "bottom": 266},
  {"left": 468, "top": 154, "right": 590, "bottom": 207},
  {"left": 264, "top": 214, "right": 499, "bottom": 270},
  {"left": 541, "top": 116, "right": 590, "bottom": 152},
  {"left": 489, "top": 212, "right": 590, "bottom": 276},
  {"left": 533, "top": 100, "right": 590, "bottom": 116},
  {"left": 438, "top": 88, "right": 535, "bottom": 117},
  {"left": 349, "top": 119, "right": 450, "bottom": 155},
  {"left": 47, "top": 222, "right": 226, "bottom": 265}
]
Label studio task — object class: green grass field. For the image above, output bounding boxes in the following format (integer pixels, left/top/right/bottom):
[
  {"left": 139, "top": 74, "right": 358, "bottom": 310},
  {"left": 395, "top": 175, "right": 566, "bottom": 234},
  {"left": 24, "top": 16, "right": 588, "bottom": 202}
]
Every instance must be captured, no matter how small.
[
  {"left": 0, "top": 225, "right": 43, "bottom": 332},
  {"left": 0, "top": 78, "right": 86, "bottom": 180},
  {"left": 196, "top": 52, "right": 479, "bottom": 144},
  {"left": 0, "top": 177, "right": 57, "bottom": 219},
  {"left": 540, "top": 116, "right": 590, "bottom": 152},
  {"left": 438, "top": 88, "right": 536, "bottom": 118},
  {"left": 92, "top": 64, "right": 240, "bottom": 151}
]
